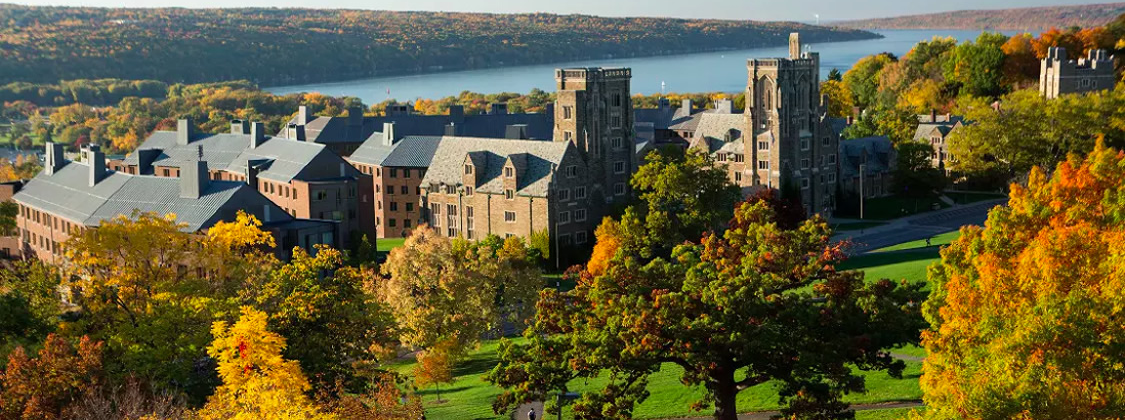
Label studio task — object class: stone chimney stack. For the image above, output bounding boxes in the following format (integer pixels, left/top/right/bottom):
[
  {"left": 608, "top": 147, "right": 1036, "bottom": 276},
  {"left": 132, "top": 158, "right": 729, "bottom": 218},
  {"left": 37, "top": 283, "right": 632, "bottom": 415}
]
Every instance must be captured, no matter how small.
[
  {"left": 382, "top": 122, "right": 397, "bottom": 146},
  {"left": 250, "top": 122, "right": 265, "bottom": 148},
  {"left": 930, "top": 109, "right": 938, "bottom": 123},
  {"left": 287, "top": 123, "right": 306, "bottom": 141},
  {"left": 297, "top": 105, "right": 308, "bottom": 126},
  {"left": 86, "top": 145, "right": 106, "bottom": 187},
  {"left": 681, "top": 99, "right": 692, "bottom": 114},
  {"left": 177, "top": 118, "right": 194, "bottom": 146},
  {"left": 44, "top": 142, "right": 65, "bottom": 175},
  {"left": 444, "top": 122, "right": 458, "bottom": 137},
  {"left": 789, "top": 33, "right": 801, "bottom": 60},
  {"left": 489, "top": 103, "right": 508, "bottom": 115},
  {"left": 230, "top": 119, "right": 250, "bottom": 134},
  {"left": 180, "top": 145, "right": 208, "bottom": 199},
  {"left": 448, "top": 105, "right": 464, "bottom": 122}
]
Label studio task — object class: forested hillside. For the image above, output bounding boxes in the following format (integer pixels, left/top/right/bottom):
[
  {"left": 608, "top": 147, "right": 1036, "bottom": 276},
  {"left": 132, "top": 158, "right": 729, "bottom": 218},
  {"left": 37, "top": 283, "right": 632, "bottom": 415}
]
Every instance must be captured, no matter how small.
[
  {"left": 835, "top": 2, "right": 1125, "bottom": 31},
  {"left": 0, "top": 5, "right": 876, "bottom": 86}
]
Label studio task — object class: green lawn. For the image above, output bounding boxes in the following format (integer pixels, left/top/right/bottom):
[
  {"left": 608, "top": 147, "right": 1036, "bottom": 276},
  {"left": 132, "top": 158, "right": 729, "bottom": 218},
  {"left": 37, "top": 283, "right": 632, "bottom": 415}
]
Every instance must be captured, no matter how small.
[
  {"left": 873, "top": 231, "right": 961, "bottom": 253},
  {"left": 856, "top": 196, "right": 949, "bottom": 220},
  {"left": 376, "top": 237, "right": 406, "bottom": 253},
  {"left": 856, "top": 407, "right": 922, "bottom": 419},
  {"left": 839, "top": 249, "right": 941, "bottom": 288},
  {"left": 833, "top": 221, "right": 887, "bottom": 232}
]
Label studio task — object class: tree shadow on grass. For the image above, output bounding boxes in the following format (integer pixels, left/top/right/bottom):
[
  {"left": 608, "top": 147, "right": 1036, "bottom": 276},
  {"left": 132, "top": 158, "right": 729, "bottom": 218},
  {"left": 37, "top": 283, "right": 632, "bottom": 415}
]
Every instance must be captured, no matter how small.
[
  {"left": 416, "top": 386, "right": 472, "bottom": 396},
  {"left": 453, "top": 352, "right": 503, "bottom": 377},
  {"left": 838, "top": 249, "right": 940, "bottom": 272}
]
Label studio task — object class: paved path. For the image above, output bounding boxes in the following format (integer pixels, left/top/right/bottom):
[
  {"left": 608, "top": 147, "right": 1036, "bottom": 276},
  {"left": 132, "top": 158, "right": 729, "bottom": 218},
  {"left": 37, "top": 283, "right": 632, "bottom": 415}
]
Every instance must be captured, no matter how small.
[
  {"left": 664, "top": 400, "right": 924, "bottom": 420},
  {"left": 833, "top": 199, "right": 1006, "bottom": 254},
  {"left": 513, "top": 401, "right": 544, "bottom": 420}
]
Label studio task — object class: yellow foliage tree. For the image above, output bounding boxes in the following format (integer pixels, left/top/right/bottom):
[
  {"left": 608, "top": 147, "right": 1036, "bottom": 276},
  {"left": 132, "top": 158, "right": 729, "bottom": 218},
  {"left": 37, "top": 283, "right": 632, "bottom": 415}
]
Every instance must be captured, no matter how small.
[
  {"left": 206, "top": 210, "right": 277, "bottom": 252},
  {"left": 199, "top": 307, "right": 333, "bottom": 420},
  {"left": 920, "top": 141, "right": 1125, "bottom": 418}
]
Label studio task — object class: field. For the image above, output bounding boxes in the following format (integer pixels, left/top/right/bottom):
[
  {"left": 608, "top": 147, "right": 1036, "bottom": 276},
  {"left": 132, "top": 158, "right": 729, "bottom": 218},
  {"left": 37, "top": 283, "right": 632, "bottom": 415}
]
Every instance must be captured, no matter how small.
[{"left": 390, "top": 244, "right": 942, "bottom": 419}]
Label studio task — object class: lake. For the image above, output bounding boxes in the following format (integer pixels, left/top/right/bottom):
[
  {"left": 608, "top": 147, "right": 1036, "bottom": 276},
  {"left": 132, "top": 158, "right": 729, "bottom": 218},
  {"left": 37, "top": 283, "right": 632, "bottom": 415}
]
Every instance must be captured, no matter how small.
[{"left": 268, "top": 29, "right": 1021, "bottom": 103}]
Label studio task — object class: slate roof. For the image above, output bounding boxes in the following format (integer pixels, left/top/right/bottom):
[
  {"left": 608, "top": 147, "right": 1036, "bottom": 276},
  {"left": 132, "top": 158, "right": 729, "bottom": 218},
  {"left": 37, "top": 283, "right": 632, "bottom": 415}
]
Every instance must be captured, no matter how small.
[
  {"left": 691, "top": 114, "right": 745, "bottom": 153},
  {"left": 634, "top": 107, "right": 677, "bottom": 130},
  {"left": 128, "top": 131, "right": 347, "bottom": 182},
  {"left": 839, "top": 136, "right": 895, "bottom": 178},
  {"left": 12, "top": 160, "right": 289, "bottom": 232},
  {"left": 419, "top": 136, "right": 571, "bottom": 197},
  {"left": 284, "top": 112, "right": 555, "bottom": 144},
  {"left": 347, "top": 135, "right": 442, "bottom": 168},
  {"left": 826, "top": 117, "right": 850, "bottom": 137}
]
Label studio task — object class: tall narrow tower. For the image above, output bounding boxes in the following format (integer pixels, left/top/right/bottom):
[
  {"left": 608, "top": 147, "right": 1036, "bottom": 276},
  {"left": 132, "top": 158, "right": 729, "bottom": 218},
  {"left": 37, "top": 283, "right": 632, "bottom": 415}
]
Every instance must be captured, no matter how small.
[
  {"left": 744, "top": 33, "right": 836, "bottom": 216},
  {"left": 554, "top": 67, "right": 634, "bottom": 205}
]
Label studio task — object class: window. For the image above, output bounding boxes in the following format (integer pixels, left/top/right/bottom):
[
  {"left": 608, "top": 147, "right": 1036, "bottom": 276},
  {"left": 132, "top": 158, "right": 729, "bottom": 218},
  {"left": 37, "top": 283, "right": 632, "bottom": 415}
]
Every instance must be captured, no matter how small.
[
  {"left": 404, "top": 219, "right": 412, "bottom": 228},
  {"left": 614, "top": 183, "right": 626, "bottom": 196},
  {"left": 610, "top": 115, "right": 622, "bottom": 128},
  {"left": 801, "top": 177, "right": 810, "bottom": 189},
  {"left": 733, "top": 154, "right": 744, "bottom": 163},
  {"left": 563, "top": 106, "right": 574, "bottom": 120},
  {"left": 558, "top": 211, "right": 570, "bottom": 224},
  {"left": 504, "top": 211, "right": 517, "bottom": 223},
  {"left": 390, "top": 201, "right": 398, "bottom": 211},
  {"left": 566, "top": 166, "right": 578, "bottom": 178},
  {"left": 505, "top": 167, "right": 514, "bottom": 178},
  {"left": 400, "top": 185, "right": 408, "bottom": 195},
  {"left": 389, "top": 168, "right": 398, "bottom": 178},
  {"left": 406, "top": 203, "right": 414, "bottom": 212},
  {"left": 558, "top": 234, "right": 572, "bottom": 246},
  {"left": 612, "top": 137, "right": 623, "bottom": 149},
  {"left": 388, "top": 218, "right": 397, "bottom": 227},
  {"left": 827, "top": 154, "right": 837, "bottom": 164},
  {"left": 575, "top": 208, "right": 587, "bottom": 222},
  {"left": 801, "top": 158, "right": 809, "bottom": 169},
  {"left": 162, "top": 168, "right": 170, "bottom": 177},
  {"left": 431, "top": 203, "right": 441, "bottom": 215},
  {"left": 614, "top": 161, "right": 625, "bottom": 174},
  {"left": 717, "top": 154, "right": 727, "bottom": 162},
  {"left": 800, "top": 138, "right": 809, "bottom": 151},
  {"left": 574, "top": 187, "right": 587, "bottom": 199},
  {"left": 557, "top": 189, "right": 570, "bottom": 201},
  {"left": 827, "top": 173, "right": 837, "bottom": 183},
  {"left": 465, "top": 186, "right": 474, "bottom": 196},
  {"left": 505, "top": 189, "right": 514, "bottom": 200},
  {"left": 387, "top": 186, "right": 394, "bottom": 195},
  {"left": 465, "top": 164, "right": 473, "bottom": 174},
  {"left": 758, "top": 141, "right": 769, "bottom": 150},
  {"left": 403, "top": 169, "right": 411, "bottom": 178},
  {"left": 734, "top": 172, "right": 743, "bottom": 182},
  {"left": 564, "top": 131, "right": 573, "bottom": 142},
  {"left": 611, "top": 94, "right": 622, "bottom": 107},
  {"left": 315, "top": 190, "right": 328, "bottom": 201},
  {"left": 466, "top": 206, "right": 475, "bottom": 239},
  {"left": 576, "top": 231, "right": 588, "bottom": 244},
  {"left": 758, "top": 161, "right": 769, "bottom": 170}
]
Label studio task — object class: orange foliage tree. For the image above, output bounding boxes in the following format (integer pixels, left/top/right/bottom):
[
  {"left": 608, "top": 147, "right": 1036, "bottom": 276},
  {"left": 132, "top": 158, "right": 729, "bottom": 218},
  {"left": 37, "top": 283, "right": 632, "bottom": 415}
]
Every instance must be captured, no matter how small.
[
  {"left": 921, "top": 141, "right": 1125, "bottom": 418},
  {"left": 0, "top": 334, "right": 104, "bottom": 419}
]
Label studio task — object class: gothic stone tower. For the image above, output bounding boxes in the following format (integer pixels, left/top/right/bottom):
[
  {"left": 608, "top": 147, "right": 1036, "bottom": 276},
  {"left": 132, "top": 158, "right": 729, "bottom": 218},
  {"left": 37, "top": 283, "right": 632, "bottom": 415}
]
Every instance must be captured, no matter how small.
[
  {"left": 744, "top": 33, "right": 837, "bottom": 216},
  {"left": 554, "top": 67, "right": 634, "bottom": 205}
]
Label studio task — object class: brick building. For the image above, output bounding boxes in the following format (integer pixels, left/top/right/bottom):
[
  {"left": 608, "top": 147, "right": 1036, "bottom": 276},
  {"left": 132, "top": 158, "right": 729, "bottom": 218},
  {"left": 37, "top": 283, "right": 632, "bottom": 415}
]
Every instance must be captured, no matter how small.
[
  {"left": 345, "top": 129, "right": 441, "bottom": 239},
  {"left": 0, "top": 180, "right": 24, "bottom": 259},
  {"left": 15, "top": 143, "right": 336, "bottom": 263},
  {"left": 419, "top": 136, "right": 593, "bottom": 248},
  {"left": 111, "top": 119, "right": 373, "bottom": 244},
  {"left": 554, "top": 67, "right": 635, "bottom": 206},
  {"left": 1040, "top": 47, "right": 1116, "bottom": 99},
  {"left": 743, "top": 33, "right": 839, "bottom": 215}
]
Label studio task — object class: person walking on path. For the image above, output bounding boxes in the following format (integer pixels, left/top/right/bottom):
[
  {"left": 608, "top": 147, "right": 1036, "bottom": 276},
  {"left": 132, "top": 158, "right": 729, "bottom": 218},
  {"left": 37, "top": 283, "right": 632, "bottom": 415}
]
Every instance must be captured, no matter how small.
[{"left": 527, "top": 408, "right": 537, "bottom": 420}]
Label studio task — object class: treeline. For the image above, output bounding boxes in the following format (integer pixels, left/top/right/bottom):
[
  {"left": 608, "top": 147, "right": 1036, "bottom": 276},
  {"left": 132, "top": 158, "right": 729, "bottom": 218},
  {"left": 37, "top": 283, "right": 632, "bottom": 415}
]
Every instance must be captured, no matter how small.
[
  {"left": 0, "top": 5, "right": 878, "bottom": 86},
  {"left": 0, "top": 79, "right": 168, "bottom": 108},
  {"left": 836, "top": 2, "right": 1125, "bottom": 31}
]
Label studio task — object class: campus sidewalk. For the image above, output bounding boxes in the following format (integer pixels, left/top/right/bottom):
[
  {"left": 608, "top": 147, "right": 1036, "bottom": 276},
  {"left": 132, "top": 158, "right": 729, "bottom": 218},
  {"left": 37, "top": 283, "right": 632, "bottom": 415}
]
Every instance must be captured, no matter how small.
[{"left": 832, "top": 198, "right": 1007, "bottom": 254}]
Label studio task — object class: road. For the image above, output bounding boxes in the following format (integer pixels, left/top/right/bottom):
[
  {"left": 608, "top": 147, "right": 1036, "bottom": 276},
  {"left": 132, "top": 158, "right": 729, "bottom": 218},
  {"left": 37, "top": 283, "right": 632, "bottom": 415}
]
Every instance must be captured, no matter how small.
[{"left": 834, "top": 199, "right": 1006, "bottom": 254}]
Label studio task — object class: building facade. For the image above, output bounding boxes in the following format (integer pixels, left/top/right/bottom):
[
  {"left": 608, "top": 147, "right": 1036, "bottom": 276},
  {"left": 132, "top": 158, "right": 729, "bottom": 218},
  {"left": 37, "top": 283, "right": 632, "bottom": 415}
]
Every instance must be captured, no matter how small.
[
  {"left": 744, "top": 33, "right": 839, "bottom": 216},
  {"left": 1040, "top": 47, "right": 1116, "bottom": 99},
  {"left": 15, "top": 143, "right": 336, "bottom": 263},
  {"left": 111, "top": 119, "right": 373, "bottom": 244},
  {"left": 913, "top": 112, "right": 966, "bottom": 170},
  {"left": 346, "top": 130, "right": 441, "bottom": 239},
  {"left": 554, "top": 67, "right": 635, "bottom": 206}
]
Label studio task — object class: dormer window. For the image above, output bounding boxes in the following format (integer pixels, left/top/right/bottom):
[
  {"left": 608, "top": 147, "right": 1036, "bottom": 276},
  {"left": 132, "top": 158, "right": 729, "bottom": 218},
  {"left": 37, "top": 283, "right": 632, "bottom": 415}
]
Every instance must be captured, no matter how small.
[
  {"left": 505, "top": 189, "right": 515, "bottom": 200},
  {"left": 505, "top": 167, "right": 514, "bottom": 178},
  {"left": 464, "top": 164, "right": 473, "bottom": 174}
]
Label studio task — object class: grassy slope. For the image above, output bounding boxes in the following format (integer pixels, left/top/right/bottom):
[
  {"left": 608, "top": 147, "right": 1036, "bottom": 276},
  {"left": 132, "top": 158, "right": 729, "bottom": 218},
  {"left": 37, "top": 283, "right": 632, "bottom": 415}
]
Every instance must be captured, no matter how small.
[
  {"left": 391, "top": 245, "right": 940, "bottom": 419},
  {"left": 873, "top": 231, "right": 960, "bottom": 253}
]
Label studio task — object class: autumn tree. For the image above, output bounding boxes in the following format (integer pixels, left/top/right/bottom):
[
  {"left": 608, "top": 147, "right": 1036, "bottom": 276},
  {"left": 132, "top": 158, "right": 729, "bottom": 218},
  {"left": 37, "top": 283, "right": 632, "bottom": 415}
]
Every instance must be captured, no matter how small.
[
  {"left": 820, "top": 79, "right": 855, "bottom": 117},
  {"left": 412, "top": 339, "right": 458, "bottom": 403},
  {"left": 1001, "top": 33, "right": 1040, "bottom": 87},
  {"left": 378, "top": 228, "right": 542, "bottom": 354},
  {"left": 198, "top": 307, "right": 330, "bottom": 419},
  {"left": 0, "top": 260, "right": 62, "bottom": 352},
  {"left": 843, "top": 106, "right": 919, "bottom": 145},
  {"left": 843, "top": 53, "right": 896, "bottom": 108},
  {"left": 944, "top": 32, "right": 1009, "bottom": 98},
  {"left": 0, "top": 334, "right": 104, "bottom": 419},
  {"left": 489, "top": 200, "right": 927, "bottom": 420},
  {"left": 252, "top": 245, "right": 397, "bottom": 390},
  {"left": 920, "top": 142, "right": 1125, "bottom": 418}
]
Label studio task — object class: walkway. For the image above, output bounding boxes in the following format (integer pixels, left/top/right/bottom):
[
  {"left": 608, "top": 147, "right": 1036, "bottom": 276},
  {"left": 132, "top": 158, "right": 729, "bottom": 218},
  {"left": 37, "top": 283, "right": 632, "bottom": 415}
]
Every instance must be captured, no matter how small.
[{"left": 833, "top": 199, "right": 1006, "bottom": 254}]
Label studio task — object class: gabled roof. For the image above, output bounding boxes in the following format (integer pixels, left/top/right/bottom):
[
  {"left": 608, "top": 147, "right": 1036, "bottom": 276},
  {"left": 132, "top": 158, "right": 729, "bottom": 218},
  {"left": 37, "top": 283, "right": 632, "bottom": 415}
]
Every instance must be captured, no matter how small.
[
  {"left": 347, "top": 135, "right": 442, "bottom": 168},
  {"left": 12, "top": 160, "right": 289, "bottom": 232},
  {"left": 691, "top": 114, "right": 745, "bottom": 153},
  {"left": 128, "top": 131, "right": 350, "bottom": 182},
  {"left": 419, "top": 136, "right": 571, "bottom": 197},
  {"left": 284, "top": 112, "right": 555, "bottom": 144},
  {"left": 839, "top": 136, "right": 895, "bottom": 178}
]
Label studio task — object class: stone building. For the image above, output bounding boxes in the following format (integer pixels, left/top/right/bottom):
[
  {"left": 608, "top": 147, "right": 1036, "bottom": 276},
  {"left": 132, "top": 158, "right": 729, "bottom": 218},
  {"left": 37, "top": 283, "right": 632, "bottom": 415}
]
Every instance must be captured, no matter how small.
[
  {"left": 913, "top": 111, "right": 966, "bottom": 170},
  {"left": 419, "top": 136, "right": 594, "bottom": 249},
  {"left": 111, "top": 119, "right": 373, "bottom": 244},
  {"left": 743, "top": 33, "right": 839, "bottom": 216},
  {"left": 554, "top": 67, "right": 634, "bottom": 205},
  {"left": 0, "top": 180, "right": 24, "bottom": 259},
  {"left": 838, "top": 136, "right": 895, "bottom": 200},
  {"left": 14, "top": 143, "right": 336, "bottom": 263},
  {"left": 1040, "top": 47, "right": 1116, "bottom": 99}
]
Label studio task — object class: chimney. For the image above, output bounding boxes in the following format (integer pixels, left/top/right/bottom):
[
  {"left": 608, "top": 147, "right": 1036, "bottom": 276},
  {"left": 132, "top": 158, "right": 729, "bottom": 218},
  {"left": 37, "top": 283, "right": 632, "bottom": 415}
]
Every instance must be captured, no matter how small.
[
  {"left": 297, "top": 105, "right": 308, "bottom": 126},
  {"left": 230, "top": 119, "right": 250, "bottom": 134},
  {"left": 137, "top": 149, "right": 160, "bottom": 175},
  {"left": 930, "top": 109, "right": 938, "bottom": 123},
  {"left": 505, "top": 124, "right": 529, "bottom": 140},
  {"left": 789, "top": 33, "right": 801, "bottom": 60},
  {"left": 489, "top": 103, "right": 508, "bottom": 115},
  {"left": 177, "top": 118, "right": 194, "bottom": 146},
  {"left": 658, "top": 97, "right": 670, "bottom": 110},
  {"left": 545, "top": 102, "right": 554, "bottom": 117},
  {"left": 348, "top": 106, "right": 363, "bottom": 127},
  {"left": 714, "top": 99, "right": 733, "bottom": 114},
  {"left": 448, "top": 105, "right": 464, "bottom": 121},
  {"left": 179, "top": 145, "right": 208, "bottom": 199},
  {"left": 250, "top": 122, "right": 265, "bottom": 148},
  {"left": 86, "top": 145, "right": 106, "bottom": 187},
  {"left": 444, "top": 122, "right": 458, "bottom": 137},
  {"left": 44, "top": 142, "right": 65, "bottom": 175},
  {"left": 382, "top": 122, "right": 397, "bottom": 146},
  {"left": 262, "top": 205, "right": 272, "bottom": 223},
  {"left": 681, "top": 99, "right": 692, "bottom": 114},
  {"left": 287, "top": 123, "right": 306, "bottom": 141},
  {"left": 245, "top": 159, "right": 266, "bottom": 188},
  {"left": 846, "top": 115, "right": 854, "bottom": 125},
  {"left": 945, "top": 113, "right": 952, "bottom": 121}
]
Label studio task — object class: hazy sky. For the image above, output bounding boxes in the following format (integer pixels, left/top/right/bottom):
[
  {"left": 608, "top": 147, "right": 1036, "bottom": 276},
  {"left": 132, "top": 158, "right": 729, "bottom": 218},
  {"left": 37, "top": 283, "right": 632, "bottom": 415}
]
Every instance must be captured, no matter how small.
[{"left": 6, "top": 0, "right": 1110, "bottom": 21}]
